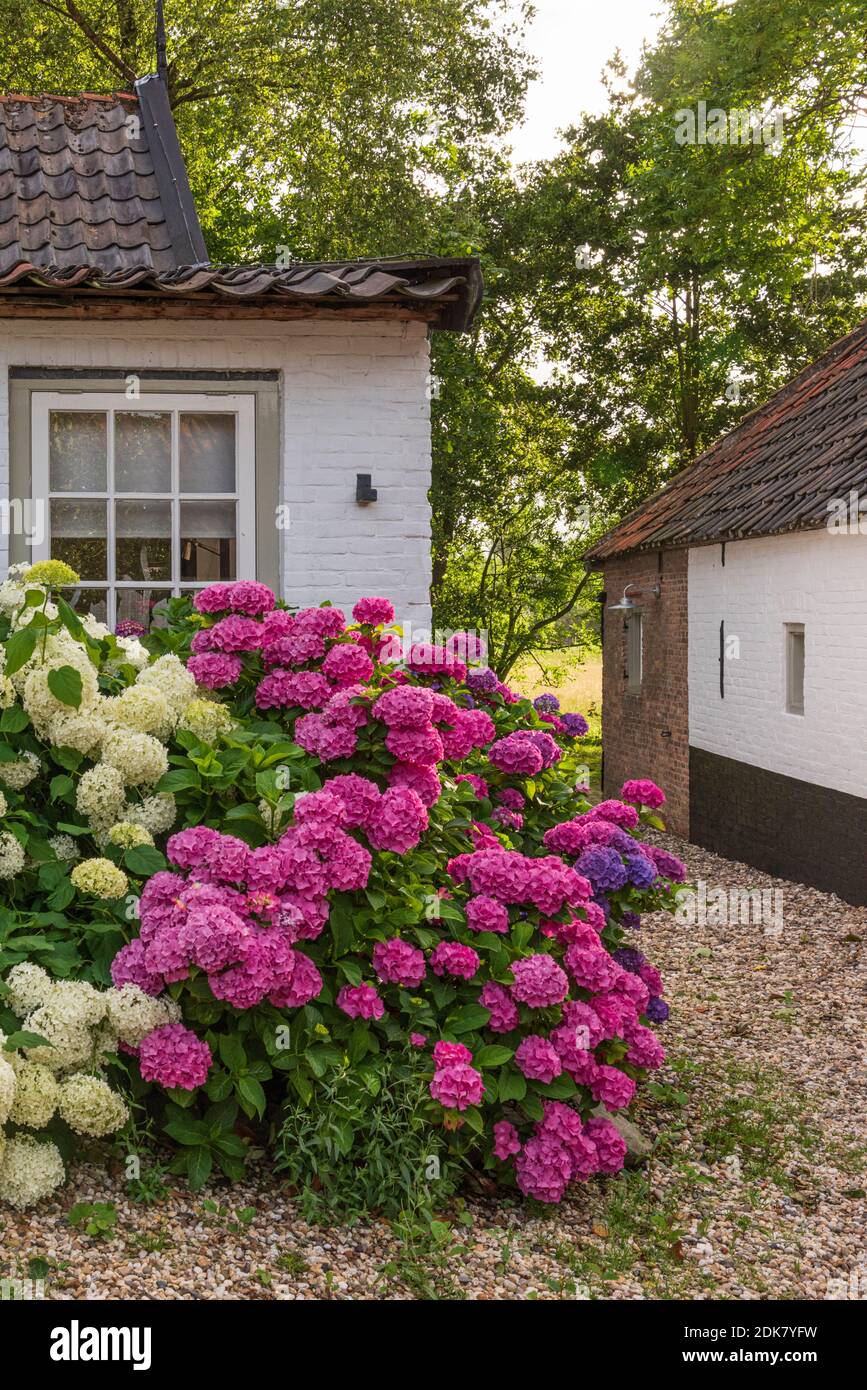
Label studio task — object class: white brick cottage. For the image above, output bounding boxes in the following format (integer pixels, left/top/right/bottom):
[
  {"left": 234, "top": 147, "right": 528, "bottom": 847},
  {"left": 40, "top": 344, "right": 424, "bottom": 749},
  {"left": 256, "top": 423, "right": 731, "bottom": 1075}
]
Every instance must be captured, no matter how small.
[
  {"left": 586, "top": 319, "right": 867, "bottom": 905},
  {"left": 0, "top": 81, "right": 481, "bottom": 630}
]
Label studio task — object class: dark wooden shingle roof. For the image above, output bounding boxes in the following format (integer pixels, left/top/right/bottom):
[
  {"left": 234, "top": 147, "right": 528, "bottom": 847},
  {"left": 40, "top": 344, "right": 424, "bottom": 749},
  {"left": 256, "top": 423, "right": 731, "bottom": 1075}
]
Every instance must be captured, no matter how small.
[
  {"left": 0, "top": 77, "right": 207, "bottom": 275},
  {"left": 585, "top": 318, "right": 867, "bottom": 563},
  {"left": 0, "top": 78, "right": 482, "bottom": 330}
]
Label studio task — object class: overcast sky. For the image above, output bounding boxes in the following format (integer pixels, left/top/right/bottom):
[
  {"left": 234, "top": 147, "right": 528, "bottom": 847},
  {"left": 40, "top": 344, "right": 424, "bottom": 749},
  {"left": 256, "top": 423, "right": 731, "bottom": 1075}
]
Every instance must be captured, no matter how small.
[{"left": 506, "top": 0, "right": 668, "bottom": 163}]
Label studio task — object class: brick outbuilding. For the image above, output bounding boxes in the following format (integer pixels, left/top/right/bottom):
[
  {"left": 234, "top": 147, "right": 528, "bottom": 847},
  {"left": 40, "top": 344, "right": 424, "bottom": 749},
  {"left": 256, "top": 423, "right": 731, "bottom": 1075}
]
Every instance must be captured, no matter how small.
[{"left": 585, "top": 322, "right": 867, "bottom": 906}]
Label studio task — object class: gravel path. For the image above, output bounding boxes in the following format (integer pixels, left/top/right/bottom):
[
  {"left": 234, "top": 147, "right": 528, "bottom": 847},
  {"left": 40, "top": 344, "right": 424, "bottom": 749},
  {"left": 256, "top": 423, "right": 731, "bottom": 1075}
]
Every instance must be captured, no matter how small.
[{"left": 3, "top": 834, "right": 865, "bottom": 1301}]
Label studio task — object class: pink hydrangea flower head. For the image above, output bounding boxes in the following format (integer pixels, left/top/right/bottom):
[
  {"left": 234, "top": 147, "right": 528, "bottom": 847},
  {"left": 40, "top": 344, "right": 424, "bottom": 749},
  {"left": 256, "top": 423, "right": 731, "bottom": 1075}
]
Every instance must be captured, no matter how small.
[
  {"left": 293, "top": 606, "right": 346, "bottom": 638},
  {"left": 256, "top": 669, "right": 330, "bottom": 710},
  {"left": 409, "top": 1032, "right": 428, "bottom": 1047},
  {"left": 205, "top": 834, "right": 250, "bottom": 885},
  {"left": 590, "top": 1064, "right": 636, "bottom": 1112},
  {"left": 268, "top": 950, "right": 323, "bottom": 1008},
  {"left": 188, "top": 652, "right": 243, "bottom": 689},
  {"left": 373, "top": 685, "right": 435, "bottom": 729},
  {"left": 429, "top": 941, "right": 480, "bottom": 980},
  {"left": 193, "top": 583, "right": 233, "bottom": 614},
  {"left": 564, "top": 943, "right": 621, "bottom": 992},
  {"left": 510, "top": 953, "right": 569, "bottom": 1008},
  {"left": 384, "top": 724, "right": 444, "bottom": 766},
  {"left": 479, "top": 980, "right": 519, "bottom": 1033},
  {"left": 337, "top": 982, "right": 384, "bottom": 1020},
  {"left": 372, "top": 937, "right": 426, "bottom": 988},
  {"left": 323, "top": 642, "right": 374, "bottom": 688},
  {"left": 138, "top": 1023, "right": 212, "bottom": 1090},
  {"left": 538, "top": 1101, "right": 597, "bottom": 1181},
  {"left": 264, "top": 631, "right": 326, "bottom": 667},
  {"left": 465, "top": 894, "right": 509, "bottom": 934},
  {"left": 585, "top": 1116, "right": 628, "bottom": 1174},
  {"left": 493, "top": 1121, "right": 521, "bottom": 1161},
  {"left": 586, "top": 799, "right": 640, "bottom": 829},
  {"left": 208, "top": 615, "right": 264, "bottom": 652},
  {"left": 515, "top": 1034, "right": 563, "bottom": 1083},
  {"left": 110, "top": 938, "right": 165, "bottom": 995},
  {"left": 387, "top": 760, "right": 442, "bottom": 807},
  {"left": 515, "top": 1133, "right": 573, "bottom": 1202},
  {"left": 352, "top": 596, "right": 395, "bottom": 626},
  {"left": 432, "top": 1040, "right": 473, "bottom": 1067},
  {"left": 625, "top": 1023, "right": 666, "bottom": 1069},
  {"left": 227, "top": 580, "right": 275, "bottom": 616},
  {"left": 365, "top": 786, "right": 428, "bottom": 854},
  {"left": 497, "top": 787, "right": 525, "bottom": 813},
  {"left": 429, "top": 1062, "right": 484, "bottom": 1111},
  {"left": 488, "top": 734, "right": 544, "bottom": 776},
  {"left": 166, "top": 825, "right": 221, "bottom": 870},
  {"left": 620, "top": 778, "right": 666, "bottom": 810},
  {"left": 325, "top": 774, "right": 382, "bottom": 827}
]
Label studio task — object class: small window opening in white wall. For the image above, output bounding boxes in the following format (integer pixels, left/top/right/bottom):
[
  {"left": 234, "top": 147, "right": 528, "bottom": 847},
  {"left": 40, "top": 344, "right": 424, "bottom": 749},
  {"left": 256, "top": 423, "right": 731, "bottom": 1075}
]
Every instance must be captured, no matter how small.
[
  {"left": 626, "top": 611, "right": 643, "bottom": 693},
  {"left": 785, "top": 623, "right": 805, "bottom": 715}
]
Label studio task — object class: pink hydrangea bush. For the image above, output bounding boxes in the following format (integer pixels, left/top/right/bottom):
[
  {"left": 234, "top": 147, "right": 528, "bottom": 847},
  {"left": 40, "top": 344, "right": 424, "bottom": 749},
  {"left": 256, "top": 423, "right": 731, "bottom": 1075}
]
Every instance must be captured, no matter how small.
[{"left": 121, "top": 583, "right": 685, "bottom": 1203}]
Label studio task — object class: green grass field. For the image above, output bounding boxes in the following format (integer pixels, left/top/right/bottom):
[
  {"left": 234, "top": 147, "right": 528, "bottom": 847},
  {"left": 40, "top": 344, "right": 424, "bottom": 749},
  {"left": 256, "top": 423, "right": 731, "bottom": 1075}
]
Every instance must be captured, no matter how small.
[{"left": 512, "top": 651, "right": 603, "bottom": 789}]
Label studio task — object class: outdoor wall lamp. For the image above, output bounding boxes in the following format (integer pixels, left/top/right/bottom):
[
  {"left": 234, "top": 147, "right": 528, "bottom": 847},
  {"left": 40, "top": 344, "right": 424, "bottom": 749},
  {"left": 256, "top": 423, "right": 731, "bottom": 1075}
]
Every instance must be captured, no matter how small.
[
  {"left": 356, "top": 473, "right": 378, "bottom": 504},
  {"left": 607, "top": 582, "right": 661, "bottom": 612}
]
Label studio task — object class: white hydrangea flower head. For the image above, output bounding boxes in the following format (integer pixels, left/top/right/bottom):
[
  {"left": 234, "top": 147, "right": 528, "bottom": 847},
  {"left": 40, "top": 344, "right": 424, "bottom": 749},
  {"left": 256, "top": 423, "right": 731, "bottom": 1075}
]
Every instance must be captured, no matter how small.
[
  {"left": 23, "top": 656, "right": 100, "bottom": 738},
  {"left": 124, "top": 793, "right": 176, "bottom": 835},
  {"left": 8, "top": 1060, "right": 60, "bottom": 1128},
  {"left": 101, "top": 729, "right": 168, "bottom": 787},
  {"left": 57, "top": 1073, "right": 129, "bottom": 1137},
  {"left": 0, "top": 675, "right": 16, "bottom": 708},
  {"left": 5, "top": 962, "right": 54, "bottom": 1015},
  {"left": 135, "top": 653, "right": 196, "bottom": 713},
  {"left": 0, "top": 789, "right": 7, "bottom": 817},
  {"left": 107, "top": 636, "right": 150, "bottom": 673},
  {"left": 106, "top": 821, "right": 154, "bottom": 850},
  {"left": 104, "top": 685, "right": 174, "bottom": 739},
  {"left": 0, "top": 750, "right": 40, "bottom": 790},
  {"left": 0, "top": 1134, "right": 65, "bottom": 1208},
  {"left": 106, "top": 984, "right": 179, "bottom": 1046},
  {"left": 70, "top": 857, "right": 129, "bottom": 900},
  {"left": 82, "top": 613, "right": 111, "bottom": 640},
  {"left": 179, "top": 697, "right": 234, "bottom": 744},
  {"left": 48, "top": 833, "right": 80, "bottom": 862},
  {"left": 22, "top": 1005, "right": 94, "bottom": 1071},
  {"left": 0, "top": 1054, "right": 16, "bottom": 1125},
  {"left": 0, "top": 830, "right": 26, "bottom": 879},
  {"left": 76, "top": 764, "right": 127, "bottom": 828},
  {"left": 46, "top": 979, "right": 107, "bottom": 1028},
  {"left": 49, "top": 709, "right": 108, "bottom": 757}
]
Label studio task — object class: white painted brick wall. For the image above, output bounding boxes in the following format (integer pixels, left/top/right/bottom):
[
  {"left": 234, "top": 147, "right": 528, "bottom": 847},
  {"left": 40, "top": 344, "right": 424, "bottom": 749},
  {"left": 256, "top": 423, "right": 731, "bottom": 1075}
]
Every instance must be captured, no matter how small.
[
  {"left": 0, "top": 317, "right": 433, "bottom": 626},
  {"left": 689, "top": 531, "right": 867, "bottom": 798}
]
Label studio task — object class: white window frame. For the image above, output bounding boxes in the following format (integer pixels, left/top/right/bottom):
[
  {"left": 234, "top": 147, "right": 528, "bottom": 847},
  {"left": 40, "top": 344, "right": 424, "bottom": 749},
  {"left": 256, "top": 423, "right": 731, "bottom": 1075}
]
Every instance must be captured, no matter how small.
[{"left": 31, "top": 392, "right": 256, "bottom": 626}]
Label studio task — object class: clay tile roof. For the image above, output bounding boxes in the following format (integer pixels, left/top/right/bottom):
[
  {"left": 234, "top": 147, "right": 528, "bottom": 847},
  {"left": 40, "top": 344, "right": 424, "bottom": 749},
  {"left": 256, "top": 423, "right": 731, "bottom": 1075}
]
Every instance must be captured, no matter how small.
[
  {"left": 0, "top": 77, "right": 207, "bottom": 274},
  {"left": 0, "top": 78, "right": 483, "bottom": 330},
  {"left": 584, "top": 318, "right": 867, "bottom": 563}
]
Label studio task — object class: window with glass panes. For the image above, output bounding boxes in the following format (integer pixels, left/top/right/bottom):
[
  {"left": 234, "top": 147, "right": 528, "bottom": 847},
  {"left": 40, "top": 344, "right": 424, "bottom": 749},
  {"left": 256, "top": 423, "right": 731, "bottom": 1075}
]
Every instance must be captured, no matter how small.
[{"left": 31, "top": 394, "right": 255, "bottom": 629}]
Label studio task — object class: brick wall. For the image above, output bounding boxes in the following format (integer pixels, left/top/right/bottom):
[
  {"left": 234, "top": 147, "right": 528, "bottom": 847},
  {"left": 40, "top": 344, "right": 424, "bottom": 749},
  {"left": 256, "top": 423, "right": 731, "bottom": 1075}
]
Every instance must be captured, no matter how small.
[
  {"left": 600, "top": 549, "right": 690, "bottom": 835},
  {"left": 0, "top": 316, "right": 433, "bottom": 627}
]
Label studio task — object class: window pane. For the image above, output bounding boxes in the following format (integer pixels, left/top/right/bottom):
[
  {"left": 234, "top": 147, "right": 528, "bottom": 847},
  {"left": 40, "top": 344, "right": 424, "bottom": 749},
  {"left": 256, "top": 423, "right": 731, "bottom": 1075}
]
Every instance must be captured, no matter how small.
[
  {"left": 181, "top": 500, "right": 236, "bottom": 581},
  {"left": 115, "top": 411, "right": 171, "bottom": 492},
  {"left": 50, "top": 499, "right": 107, "bottom": 579},
  {"left": 115, "top": 500, "right": 172, "bottom": 582},
  {"left": 49, "top": 412, "right": 107, "bottom": 491},
  {"left": 116, "top": 588, "right": 172, "bottom": 633},
  {"left": 180, "top": 413, "right": 236, "bottom": 492},
  {"left": 62, "top": 586, "right": 109, "bottom": 626}
]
